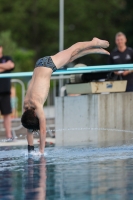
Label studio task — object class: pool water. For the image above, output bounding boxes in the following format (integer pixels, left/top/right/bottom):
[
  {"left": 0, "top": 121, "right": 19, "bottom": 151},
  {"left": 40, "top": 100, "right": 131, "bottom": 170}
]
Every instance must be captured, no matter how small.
[{"left": 0, "top": 142, "right": 133, "bottom": 200}]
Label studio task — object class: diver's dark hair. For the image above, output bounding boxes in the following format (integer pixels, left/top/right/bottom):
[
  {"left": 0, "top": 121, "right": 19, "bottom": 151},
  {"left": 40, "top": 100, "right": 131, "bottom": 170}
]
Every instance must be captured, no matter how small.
[{"left": 21, "top": 109, "right": 39, "bottom": 130}]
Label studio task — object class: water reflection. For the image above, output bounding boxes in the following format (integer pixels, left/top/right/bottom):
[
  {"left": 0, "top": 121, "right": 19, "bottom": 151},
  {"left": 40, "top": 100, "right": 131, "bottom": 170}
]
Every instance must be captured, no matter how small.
[
  {"left": 49, "top": 159, "right": 133, "bottom": 200},
  {"left": 24, "top": 157, "right": 46, "bottom": 200},
  {"left": 0, "top": 169, "right": 13, "bottom": 200},
  {"left": 0, "top": 154, "right": 47, "bottom": 200},
  {"left": 0, "top": 145, "right": 133, "bottom": 199}
]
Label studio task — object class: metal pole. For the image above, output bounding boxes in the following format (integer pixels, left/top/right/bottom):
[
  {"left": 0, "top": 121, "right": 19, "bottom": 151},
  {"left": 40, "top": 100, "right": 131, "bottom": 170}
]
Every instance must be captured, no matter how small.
[
  {"left": 59, "top": 0, "right": 64, "bottom": 51},
  {"left": 59, "top": 0, "right": 64, "bottom": 96}
]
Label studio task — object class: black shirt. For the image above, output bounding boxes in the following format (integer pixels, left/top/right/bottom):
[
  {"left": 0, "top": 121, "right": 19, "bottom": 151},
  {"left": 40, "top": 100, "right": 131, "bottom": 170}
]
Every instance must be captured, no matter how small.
[
  {"left": 109, "top": 47, "right": 133, "bottom": 91},
  {"left": 0, "top": 56, "right": 13, "bottom": 94}
]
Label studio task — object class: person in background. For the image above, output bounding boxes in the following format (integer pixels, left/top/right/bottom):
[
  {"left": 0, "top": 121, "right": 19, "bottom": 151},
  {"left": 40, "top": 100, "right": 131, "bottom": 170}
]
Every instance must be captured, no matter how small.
[
  {"left": 108, "top": 32, "right": 133, "bottom": 91},
  {"left": 0, "top": 44, "right": 15, "bottom": 141}
]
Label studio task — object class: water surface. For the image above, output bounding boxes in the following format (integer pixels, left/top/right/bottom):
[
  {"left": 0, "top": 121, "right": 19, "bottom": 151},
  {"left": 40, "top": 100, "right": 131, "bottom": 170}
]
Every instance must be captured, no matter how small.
[{"left": 0, "top": 143, "right": 133, "bottom": 200}]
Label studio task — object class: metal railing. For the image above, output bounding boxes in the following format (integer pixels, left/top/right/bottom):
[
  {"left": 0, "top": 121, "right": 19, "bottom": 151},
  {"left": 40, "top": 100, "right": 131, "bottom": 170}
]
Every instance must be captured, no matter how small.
[{"left": 0, "top": 79, "right": 25, "bottom": 132}]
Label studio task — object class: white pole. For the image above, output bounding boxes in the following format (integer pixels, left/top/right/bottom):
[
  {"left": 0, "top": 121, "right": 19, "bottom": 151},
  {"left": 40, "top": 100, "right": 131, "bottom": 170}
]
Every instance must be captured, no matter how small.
[
  {"left": 59, "top": 0, "right": 64, "bottom": 51},
  {"left": 59, "top": 0, "right": 64, "bottom": 96}
]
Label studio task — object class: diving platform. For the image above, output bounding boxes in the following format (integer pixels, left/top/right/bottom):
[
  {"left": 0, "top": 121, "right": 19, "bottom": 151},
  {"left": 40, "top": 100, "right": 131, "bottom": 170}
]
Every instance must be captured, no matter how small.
[{"left": 0, "top": 64, "right": 133, "bottom": 78}]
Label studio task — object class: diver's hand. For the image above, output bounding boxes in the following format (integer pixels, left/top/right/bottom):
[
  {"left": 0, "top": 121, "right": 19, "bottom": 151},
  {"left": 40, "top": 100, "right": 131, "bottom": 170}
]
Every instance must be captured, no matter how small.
[
  {"left": 28, "top": 150, "right": 44, "bottom": 156},
  {"left": 39, "top": 149, "right": 44, "bottom": 155}
]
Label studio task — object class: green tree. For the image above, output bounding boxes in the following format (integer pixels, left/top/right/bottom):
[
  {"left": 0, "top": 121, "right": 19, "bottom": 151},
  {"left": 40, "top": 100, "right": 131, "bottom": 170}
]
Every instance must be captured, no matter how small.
[
  {"left": 120, "top": 0, "right": 133, "bottom": 47},
  {"left": 0, "top": 30, "right": 35, "bottom": 72},
  {"left": 64, "top": 0, "right": 125, "bottom": 65},
  {"left": 0, "top": 0, "right": 59, "bottom": 59},
  {"left": 14, "top": 49, "right": 35, "bottom": 72},
  {"left": 0, "top": 31, "right": 17, "bottom": 57},
  {"left": 0, "top": 0, "right": 127, "bottom": 67}
]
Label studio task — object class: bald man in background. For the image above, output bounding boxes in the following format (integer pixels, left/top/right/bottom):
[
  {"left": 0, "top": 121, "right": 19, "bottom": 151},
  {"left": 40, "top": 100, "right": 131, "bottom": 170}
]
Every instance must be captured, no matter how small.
[{"left": 109, "top": 32, "right": 133, "bottom": 91}]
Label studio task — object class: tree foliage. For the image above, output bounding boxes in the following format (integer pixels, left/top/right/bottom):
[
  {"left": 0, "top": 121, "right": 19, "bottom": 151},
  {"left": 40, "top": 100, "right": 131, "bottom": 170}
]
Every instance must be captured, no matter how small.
[
  {"left": 0, "top": 0, "right": 132, "bottom": 70},
  {"left": 0, "top": 31, "right": 17, "bottom": 56},
  {"left": 0, "top": 30, "right": 35, "bottom": 72},
  {"left": 120, "top": 0, "right": 133, "bottom": 47}
]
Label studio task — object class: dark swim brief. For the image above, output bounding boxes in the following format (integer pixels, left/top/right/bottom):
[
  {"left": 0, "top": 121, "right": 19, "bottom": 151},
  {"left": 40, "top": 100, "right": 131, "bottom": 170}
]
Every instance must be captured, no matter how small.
[{"left": 35, "top": 56, "right": 57, "bottom": 72}]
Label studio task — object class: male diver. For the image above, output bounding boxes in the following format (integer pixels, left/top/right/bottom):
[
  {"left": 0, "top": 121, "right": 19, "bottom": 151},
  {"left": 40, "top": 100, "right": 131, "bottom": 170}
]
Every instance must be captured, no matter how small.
[{"left": 21, "top": 38, "right": 110, "bottom": 154}]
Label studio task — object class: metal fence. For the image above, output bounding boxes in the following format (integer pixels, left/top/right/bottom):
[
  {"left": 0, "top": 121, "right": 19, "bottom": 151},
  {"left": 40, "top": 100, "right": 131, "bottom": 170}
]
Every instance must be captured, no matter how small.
[{"left": 0, "top": 79, "right": 25, "bottom": 137}]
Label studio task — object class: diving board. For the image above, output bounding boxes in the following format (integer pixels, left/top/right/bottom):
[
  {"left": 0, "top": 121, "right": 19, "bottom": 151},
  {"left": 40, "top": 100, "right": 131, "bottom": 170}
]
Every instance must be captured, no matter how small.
[
  {"left": 0, "top": 64, "right": 133, "bottom": 78},
  {"left": 67, "top": 64, "right": 133, "bottom": 71}
]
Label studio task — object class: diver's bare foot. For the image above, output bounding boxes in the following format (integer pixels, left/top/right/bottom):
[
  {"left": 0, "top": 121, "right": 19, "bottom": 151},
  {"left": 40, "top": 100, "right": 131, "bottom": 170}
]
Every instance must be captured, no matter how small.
[
  {"left": 86, "top": 47, "right": 110, "bottom": 55},
  {"left": 92, "top": 37, "right": 109, "bottom": 48}
]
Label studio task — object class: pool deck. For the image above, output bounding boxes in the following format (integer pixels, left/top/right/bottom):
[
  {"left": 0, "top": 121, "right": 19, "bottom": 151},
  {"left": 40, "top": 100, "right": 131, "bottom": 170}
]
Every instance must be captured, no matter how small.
[{"left": 0, "top": 137, "right": 55, "bottom": 146}]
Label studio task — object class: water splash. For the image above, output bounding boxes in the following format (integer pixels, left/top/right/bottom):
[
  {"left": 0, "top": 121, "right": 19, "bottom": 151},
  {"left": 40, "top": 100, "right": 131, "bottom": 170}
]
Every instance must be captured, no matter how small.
[{"left": 24, "top": 151, "right": 47, "bottom": 158}]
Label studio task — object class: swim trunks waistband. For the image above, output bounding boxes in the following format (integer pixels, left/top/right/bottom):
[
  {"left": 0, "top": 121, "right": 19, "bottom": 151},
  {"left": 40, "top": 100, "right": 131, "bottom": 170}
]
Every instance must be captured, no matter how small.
[{"left": 35, "top": 56, "right": 57, "bottom": 72}]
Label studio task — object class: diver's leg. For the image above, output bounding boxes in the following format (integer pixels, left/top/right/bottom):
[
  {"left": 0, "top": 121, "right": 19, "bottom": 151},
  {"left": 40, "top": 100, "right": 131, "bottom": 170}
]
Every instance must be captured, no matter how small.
[{"left": 51, "top": 37, "right": 109, "bottom": 69}]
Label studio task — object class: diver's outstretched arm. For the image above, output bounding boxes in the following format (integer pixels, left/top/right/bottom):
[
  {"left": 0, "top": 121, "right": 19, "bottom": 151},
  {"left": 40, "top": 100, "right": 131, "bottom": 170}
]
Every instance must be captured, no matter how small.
[
  {"left": 51, "top": 37, "right": 109, "bottom": 69},
  {"left": 36, "top": 106, "right": 46, "bottom": 154}
]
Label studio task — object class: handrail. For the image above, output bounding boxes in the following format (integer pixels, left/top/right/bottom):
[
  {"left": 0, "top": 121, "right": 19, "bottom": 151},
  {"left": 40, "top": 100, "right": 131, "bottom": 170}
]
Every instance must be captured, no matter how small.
[
  {"left": 0, "top": 79, "right": 25, "bottom": 132},
  {"left": 11, "top": 79, "right": 25, "bottom": 113}
]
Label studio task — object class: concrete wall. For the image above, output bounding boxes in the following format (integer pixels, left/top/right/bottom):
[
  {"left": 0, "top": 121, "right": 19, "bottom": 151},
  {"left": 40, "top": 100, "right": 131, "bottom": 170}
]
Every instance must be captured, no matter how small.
[{"left": 55, "top": 93, "right": 133, "bottom": 146}]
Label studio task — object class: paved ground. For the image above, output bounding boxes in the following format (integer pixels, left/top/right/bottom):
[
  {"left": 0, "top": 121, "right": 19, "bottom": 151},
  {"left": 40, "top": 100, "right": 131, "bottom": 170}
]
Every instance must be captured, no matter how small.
[{"left": 0, "top": 137, "right": 55, "bottom": 147}]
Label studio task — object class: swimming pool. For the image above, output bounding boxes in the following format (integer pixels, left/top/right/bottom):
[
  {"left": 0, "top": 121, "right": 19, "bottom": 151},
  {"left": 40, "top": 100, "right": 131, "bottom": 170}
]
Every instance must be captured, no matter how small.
[{"left": 0, "top": 142, "right": 133, "bottom": 200}]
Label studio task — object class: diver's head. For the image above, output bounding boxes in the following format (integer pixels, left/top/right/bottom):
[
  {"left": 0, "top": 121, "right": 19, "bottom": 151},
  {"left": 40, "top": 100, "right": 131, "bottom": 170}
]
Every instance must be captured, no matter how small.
[{"left": 21, "top": 109, "right": 39, "bottom": 131}]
